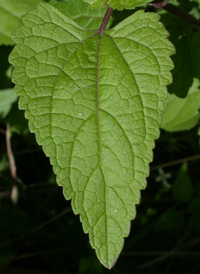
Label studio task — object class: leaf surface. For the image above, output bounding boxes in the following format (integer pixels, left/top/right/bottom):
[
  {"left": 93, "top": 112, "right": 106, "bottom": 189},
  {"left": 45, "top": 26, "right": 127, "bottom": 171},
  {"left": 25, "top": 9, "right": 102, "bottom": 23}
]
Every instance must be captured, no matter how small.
[
  {"left": 50, "top": 0, "right": 112, "bottom": 30},
  {"left": 9, "top": 3, "right": 174, "bottom": 268},
  {"left": 83, "top": 0, "right": 152, "bottom": 10},
  {"left": 161, "top": 78, "right": 200, "bottom": 132},
  {"left": 0, "top": 0, "right": 44, "bottom": 45}
]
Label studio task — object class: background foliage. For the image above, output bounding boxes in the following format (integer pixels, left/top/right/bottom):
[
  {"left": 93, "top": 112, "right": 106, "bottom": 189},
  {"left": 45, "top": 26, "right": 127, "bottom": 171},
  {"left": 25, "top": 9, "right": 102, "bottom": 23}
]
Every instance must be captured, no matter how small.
[{"left": 0, "top": 0, "right": 200, "bottom": 273}]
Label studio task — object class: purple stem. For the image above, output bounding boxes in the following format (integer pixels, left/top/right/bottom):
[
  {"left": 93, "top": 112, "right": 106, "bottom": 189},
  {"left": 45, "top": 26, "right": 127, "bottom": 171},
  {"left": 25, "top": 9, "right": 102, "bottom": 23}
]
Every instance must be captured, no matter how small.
[
  {"left": 150, "top": 0, "right": 200, "bottom": 28},
  {"left": 99, "top": 7, "right": 113, "bottom": 34}
]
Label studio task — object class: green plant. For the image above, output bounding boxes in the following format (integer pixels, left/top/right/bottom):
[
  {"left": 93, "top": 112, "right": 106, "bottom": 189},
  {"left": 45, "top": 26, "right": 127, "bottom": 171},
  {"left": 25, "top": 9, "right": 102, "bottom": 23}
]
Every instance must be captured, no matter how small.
[{"left": 0, "top": 0, "right": 200, "bottom": 271}]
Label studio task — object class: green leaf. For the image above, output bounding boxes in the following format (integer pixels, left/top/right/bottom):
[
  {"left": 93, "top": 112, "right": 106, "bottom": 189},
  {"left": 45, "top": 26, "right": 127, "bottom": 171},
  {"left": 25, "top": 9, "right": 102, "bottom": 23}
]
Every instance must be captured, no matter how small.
[
  {"left": 83, "top": 0, "right": 152, "bottom": 10},
  {"left": 9, "top": 3, "right": 174, "bottom": 268},
  {"left": 188, "top": 213, "right": 200, "bottom": 231},
  {"left": 161, "top": 78, "right": 200, "bottom": 132},
  {"left": 4, "top": 103, "right": 29, "bottom": 134},
  {"left": 83, "top": 0, "right": 107, "bottom": 8},
  {"left": 50, "top": 0, "right": 112, "bottom": 30},
  {"left": 161, "top": 13, "right": 200, "bottom": 98},
  {"left": 192, "top": 0, "right": 200, "bottom": 7},
  {"left": 0, "top": 46, "right": 13, "bottom": 89},
  {"left": 188, "top": 197, "right": 200, "bottom": 214},
  {"left": 170, "top": 0, "right": 200, "bottom": 14},
  {"left": 0, "top": 205, "right": 35, "bottom": 234},
  {"left": 79, "top": 256, "right": 103, "bottom": 273},
  {"left": 0, "top": 231, "right": 14, "bottom": 269},
  {"left": 0, "top": 89, "right": 18, "bottom": 119},
  {"left": 0, "top": 0, "right": 44, "bottom": 45},
  {"left": 154, "top": 209, "right": 184, "bottom": 232},
  {"left": 172, "top": 163, "right": 193, "bottom": 203},
  {"left": 188, "top": 197, "right": 200, "bottom": 231}
]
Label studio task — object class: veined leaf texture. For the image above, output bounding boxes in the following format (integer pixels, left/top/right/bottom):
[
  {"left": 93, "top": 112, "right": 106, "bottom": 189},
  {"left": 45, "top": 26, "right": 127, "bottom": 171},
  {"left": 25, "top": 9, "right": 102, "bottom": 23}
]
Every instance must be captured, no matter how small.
[
  {"left": 0, "top": 0, "right": 44, "bottom": 45},
  {"left": 9, "top": 3, "right": 174, "bottom": 268}
]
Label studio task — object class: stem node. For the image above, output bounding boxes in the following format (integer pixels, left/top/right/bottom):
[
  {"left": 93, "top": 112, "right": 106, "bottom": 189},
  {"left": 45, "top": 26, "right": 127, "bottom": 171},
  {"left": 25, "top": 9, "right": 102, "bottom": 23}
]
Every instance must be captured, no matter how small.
[{"left": 99, "top": 7, "right": 113, "bottom": 34}]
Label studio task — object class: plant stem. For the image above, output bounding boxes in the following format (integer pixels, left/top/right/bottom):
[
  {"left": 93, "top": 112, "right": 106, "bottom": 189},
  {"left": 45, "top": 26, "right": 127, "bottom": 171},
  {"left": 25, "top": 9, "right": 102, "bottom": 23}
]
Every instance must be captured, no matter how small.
[
  {"left": 150, "top": 0, "right": 200, "bottom": 29},
  {"left": 99, "top": 7, "right": 113, "bottom": 34},
  {"left": 6, "top": 124, "right": 17, "bottom": 181},
  {"left": 151, "top": 154, "right": 200, "bottom": 171}
]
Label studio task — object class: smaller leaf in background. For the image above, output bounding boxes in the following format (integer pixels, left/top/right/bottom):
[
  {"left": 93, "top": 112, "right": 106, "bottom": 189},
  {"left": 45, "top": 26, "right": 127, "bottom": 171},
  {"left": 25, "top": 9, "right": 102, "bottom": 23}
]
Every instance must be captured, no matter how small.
[
  {"left": 79, "top": 257, "right": 91, "bottom": 274},
  {"left": 188, "top": 197, "right": 200, "bottom": 231},
  {"left": 172, "top": 163, "right": 193, "bottom": 203},
  {"left": 4, "top": 102, "right": 29, "bottom": 134},
  {"left": 189, "top": 0, "right": 200, "bottom": 20},
  {"left": 198, "top": 127, "right": 200, "bottom": 145},
  {"left": 171, "top": 0, "right": 198, "bottom": 12},
  {"left": 169, "top": 0, "right": 179, "bottom": 5},
  {"left": 0, "top": 0, "right": 44, "bottom": 45},
  {"left": 188, "top": 213, "right": 200, "bottom": 231},
  {"left": 0, "top": 231, "right": 15, "bottom": 269},
  {"left": 79, "top": 256, "right": 103, "bottom": 274},
  {"left": 0, "top": 46, "right": 13, "bottom": 89},
  {"left": 50, "top": 0, "right": 112, "bottom": 30},
  {"left": 83, "top": 0, "right": 107, "bottom": 8},
  {"left": 83, "top": 0, "right": 152, "bottom": 10},
  {"left": 0, "top": 156, "right": 9, "bottom": 173},
  {"left": 192, "top": 0, "right": 200, "bottom": 8},
  {"left": 161, "top": 12, "right": 200, "bottom": 98},
  {"left": 0, "top": 89, "right": 18, "bottom": 120},
  {"left": 188, "top": 197, "right": 200, "bottom": 213},
  {"left": 161, "top": 78, "right": 200, "bottom": 131},
  {"left": 154, "top": 209, "right": 184, "bottom": 232},
  {"left": 0, "top": 205, "right": 36, "bottom": 234}
]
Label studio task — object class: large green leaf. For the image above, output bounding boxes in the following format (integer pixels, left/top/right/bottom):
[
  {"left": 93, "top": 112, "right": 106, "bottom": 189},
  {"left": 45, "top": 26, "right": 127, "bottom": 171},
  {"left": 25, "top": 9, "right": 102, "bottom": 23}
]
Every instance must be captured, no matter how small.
[
  {"left": 83, "top": 0, "right": 152, "bottom": 10},
  {"left": 0, "top": 0, "right": 44, "bottom": 45},
  {"left": 9, "top": 3, "right": 174, "bottom": 268},
  {"left": 161, "top": 78, "right": 200, "bottom": 131}
]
